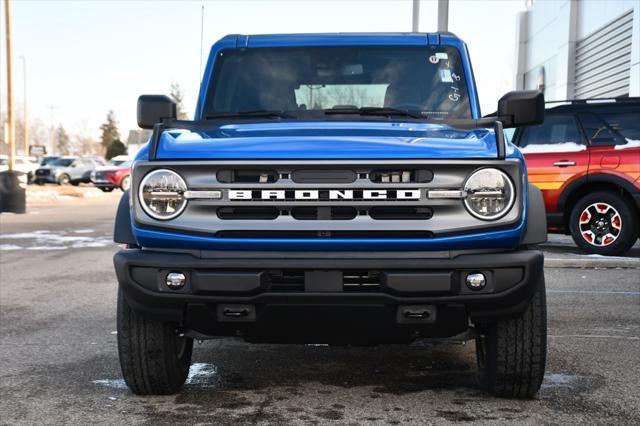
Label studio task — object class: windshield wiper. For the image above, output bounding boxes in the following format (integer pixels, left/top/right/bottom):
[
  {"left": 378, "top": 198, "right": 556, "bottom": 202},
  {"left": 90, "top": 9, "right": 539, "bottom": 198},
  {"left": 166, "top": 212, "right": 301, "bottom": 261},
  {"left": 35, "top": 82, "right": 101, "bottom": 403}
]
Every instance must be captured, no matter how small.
[
  {"left": 205, "top": 110, "right": 294, "bottom": 120},
  {"left": 323, "top": 107, "right": 423, "bottom": 119}
]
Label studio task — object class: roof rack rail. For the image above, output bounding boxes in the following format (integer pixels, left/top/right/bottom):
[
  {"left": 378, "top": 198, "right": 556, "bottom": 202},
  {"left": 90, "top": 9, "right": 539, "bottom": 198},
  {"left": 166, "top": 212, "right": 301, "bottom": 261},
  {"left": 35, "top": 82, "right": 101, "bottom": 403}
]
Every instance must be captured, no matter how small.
[{"left": 545, "top": 97, "right": 640, "bottom": 105}]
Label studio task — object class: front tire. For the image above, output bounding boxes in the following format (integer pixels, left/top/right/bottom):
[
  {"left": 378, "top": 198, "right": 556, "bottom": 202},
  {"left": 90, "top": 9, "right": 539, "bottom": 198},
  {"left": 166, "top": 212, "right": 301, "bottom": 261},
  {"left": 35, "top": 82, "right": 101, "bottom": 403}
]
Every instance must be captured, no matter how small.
[
  {"left": 58, "top": 174, "right": 70, "bottom": 185},
  {"left": 99, "top": 187, "right": 114, "bottom": 192},
  {"left": 475, "top": 274, "right": 547, "bottom": 398},
  {"left": 117, "top": 289, "right": 193, "bottom": 395},
  {"left": 569, "top": 191, "right": 638, "bottom": 256}
]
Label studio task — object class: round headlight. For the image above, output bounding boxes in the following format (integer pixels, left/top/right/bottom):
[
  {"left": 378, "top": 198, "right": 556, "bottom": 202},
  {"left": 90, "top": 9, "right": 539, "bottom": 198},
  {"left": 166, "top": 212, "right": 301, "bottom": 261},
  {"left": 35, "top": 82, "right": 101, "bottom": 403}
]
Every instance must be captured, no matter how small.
[
  {"left": 139, "top": 169, "right": 187, "bottom": 220},
  {"left": 463, "top": 168, "right": 515, "bottom": 220}
]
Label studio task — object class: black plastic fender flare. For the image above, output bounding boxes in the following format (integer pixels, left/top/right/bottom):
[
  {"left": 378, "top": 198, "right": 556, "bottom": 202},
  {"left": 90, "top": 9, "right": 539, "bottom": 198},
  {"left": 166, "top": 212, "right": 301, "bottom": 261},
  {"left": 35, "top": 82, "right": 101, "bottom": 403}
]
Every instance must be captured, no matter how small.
[
  {"left": 113, "top": 191, "right": 137, "bottom": 245},
  {"left": 522, "top": 183, "right": 547, "bottom": 245}
]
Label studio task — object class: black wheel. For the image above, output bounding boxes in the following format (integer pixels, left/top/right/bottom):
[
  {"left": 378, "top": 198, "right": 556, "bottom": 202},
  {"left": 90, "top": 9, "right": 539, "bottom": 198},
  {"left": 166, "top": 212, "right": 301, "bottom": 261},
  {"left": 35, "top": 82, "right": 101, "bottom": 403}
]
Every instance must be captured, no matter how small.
[
  {"left": 117, "top": 289, "right": 193, "bottom": 395},
  {"left": 475, "top": 274, "right": 547, "bottom": 398},
  {"left": 100, "top": 187, "right": 114, "bottom": 192},
  {"left": 57, "top": 174, "right": 70, "bottom": 185},
  {"left": 120, "top": 175, "right": 131, "bottom": 192},
  {"left": 569, "top": 191, "right": 638, "bottom": 256}
]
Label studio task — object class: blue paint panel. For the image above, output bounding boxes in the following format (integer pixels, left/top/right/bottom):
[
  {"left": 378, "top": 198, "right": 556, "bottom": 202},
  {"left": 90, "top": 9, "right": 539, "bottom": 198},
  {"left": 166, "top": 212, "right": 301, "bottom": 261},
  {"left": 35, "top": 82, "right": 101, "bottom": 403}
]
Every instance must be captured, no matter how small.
[
  {"left": 144, "top": 121, "right": 518, "bottom": 161},
  {"left": 132, "top": 222, "right": 526, "bottom": 251}
]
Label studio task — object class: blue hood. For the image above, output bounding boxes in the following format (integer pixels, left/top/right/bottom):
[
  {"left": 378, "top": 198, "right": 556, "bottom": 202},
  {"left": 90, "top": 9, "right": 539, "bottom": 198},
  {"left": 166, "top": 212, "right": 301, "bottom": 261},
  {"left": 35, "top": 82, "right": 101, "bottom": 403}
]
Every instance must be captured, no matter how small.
[{"left": 137, "top": 121, "right": 518, "bottom": 161}]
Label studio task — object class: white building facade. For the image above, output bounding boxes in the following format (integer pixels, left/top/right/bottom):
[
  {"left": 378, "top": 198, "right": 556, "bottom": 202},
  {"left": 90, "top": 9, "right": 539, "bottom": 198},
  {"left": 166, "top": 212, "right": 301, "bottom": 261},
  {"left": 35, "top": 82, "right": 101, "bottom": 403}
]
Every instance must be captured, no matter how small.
[{"left": 514, "top": 0, "right": 639, "bottom": 100}]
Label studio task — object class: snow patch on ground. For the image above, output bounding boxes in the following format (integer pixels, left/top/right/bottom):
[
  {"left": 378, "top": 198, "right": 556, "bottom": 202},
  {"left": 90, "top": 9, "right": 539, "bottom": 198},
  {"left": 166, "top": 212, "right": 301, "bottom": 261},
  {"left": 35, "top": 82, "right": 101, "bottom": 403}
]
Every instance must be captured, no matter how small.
[
  {"left": 542, "top": 373, "right": 578, "bottom": 389},
  {"left": 73, "top": 229, "right": 95, "bottom": 234},
  {"left": 1, "top": 230, "right": 112, "bottom": 250},
  {"left": 186, "top": 363, "right": 219, "bottom": 386},
  {"left": 92, "top": 379, "right": 128, "bottom": 390},
  {"left": 614, "top": 138, "right": 640, "bottom": 150},
  {"left": 520, "top": 142, "right": 586, "bottom": 154},
  {"left": 0, "top": 244, "right": 22, "bottom": 251},
  {"left": 25, "top": 246, "right": 68, "bottom": 251}
]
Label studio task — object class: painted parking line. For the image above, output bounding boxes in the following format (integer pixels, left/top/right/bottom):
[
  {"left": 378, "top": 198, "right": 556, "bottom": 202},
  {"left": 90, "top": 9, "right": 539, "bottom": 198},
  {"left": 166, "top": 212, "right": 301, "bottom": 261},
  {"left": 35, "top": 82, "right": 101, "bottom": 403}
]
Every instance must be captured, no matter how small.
[{"left": 547, "top": 289, "right": 640, "bottom": 296}]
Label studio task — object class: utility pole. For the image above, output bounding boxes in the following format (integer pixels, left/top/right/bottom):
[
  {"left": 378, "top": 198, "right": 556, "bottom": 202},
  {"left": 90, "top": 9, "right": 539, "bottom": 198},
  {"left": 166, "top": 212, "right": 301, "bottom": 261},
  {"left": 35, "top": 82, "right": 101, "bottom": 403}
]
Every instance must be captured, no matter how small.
[
  {"left": 437, "top": 0, "right": 449, "bottom": 32},
  {"left": 5, "top": 0, "right": 15, "bottom": 170},
  {"left": 20, "top": 55, "right": 28, "bottom": 156},
  {"left": 412, "top": 0, "right": 420, "bottom": 32}
]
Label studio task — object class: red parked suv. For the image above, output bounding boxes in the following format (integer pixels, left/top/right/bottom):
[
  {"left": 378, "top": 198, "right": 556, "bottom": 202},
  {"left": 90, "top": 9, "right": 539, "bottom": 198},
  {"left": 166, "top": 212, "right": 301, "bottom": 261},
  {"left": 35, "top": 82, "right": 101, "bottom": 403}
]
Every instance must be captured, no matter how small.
[
  {"left": 511, "top": 98, "right": 640, "bottom": 256},
  {"left": 90, "top": 156, "right": 132, "bottom": 192}
]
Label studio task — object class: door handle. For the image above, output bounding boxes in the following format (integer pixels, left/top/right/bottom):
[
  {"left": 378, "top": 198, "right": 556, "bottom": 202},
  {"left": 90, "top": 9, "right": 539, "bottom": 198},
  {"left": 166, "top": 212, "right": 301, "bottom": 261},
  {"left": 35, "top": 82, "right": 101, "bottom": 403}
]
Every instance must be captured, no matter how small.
[{"left": 553, "top": 161, "right": 576, "bottom": 167}]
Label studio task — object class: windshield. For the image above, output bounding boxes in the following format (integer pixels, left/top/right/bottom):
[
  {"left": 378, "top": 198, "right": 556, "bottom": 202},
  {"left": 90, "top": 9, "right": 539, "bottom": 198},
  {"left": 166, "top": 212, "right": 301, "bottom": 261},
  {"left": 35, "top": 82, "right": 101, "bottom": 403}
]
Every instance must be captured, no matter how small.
[
  {"left": 41, "top": 157, "right": 59, "bottom": 165},
  {"left": 108, "top": 159, "right": 127, "bottom": 167},
  {"left": 51, "top": 158, "right": 74, "bottom": 167},
  {"left": 204, "top": 45, "right": 471, "bottom": 119}
]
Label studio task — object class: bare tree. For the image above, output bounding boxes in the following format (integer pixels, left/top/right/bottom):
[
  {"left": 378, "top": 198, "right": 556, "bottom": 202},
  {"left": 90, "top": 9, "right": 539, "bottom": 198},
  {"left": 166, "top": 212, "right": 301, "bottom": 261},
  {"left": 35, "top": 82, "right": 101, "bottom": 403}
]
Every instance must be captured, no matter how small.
[{"left": 170, "top": 82, "right": 189, "bottom": 119}]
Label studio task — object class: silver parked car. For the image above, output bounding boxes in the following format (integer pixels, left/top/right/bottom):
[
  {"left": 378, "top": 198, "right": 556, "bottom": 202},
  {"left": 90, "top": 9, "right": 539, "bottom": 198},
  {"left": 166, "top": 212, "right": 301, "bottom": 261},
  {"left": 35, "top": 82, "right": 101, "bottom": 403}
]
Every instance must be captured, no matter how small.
[{"left": 33, "top": 156, "right": 106, "bottom": 185}]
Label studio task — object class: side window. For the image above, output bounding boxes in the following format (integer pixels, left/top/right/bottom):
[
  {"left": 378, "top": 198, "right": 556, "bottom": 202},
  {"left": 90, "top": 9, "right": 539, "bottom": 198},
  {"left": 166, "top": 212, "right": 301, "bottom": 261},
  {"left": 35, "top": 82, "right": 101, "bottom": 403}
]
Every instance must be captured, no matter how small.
[
  {"left": 577, "top": 113, "right": 626, "bottom": 146},
  {"left": 517, "top": 114, "right": 584, "bottom": 152},
  {"left": 596, "top": 112, "right": 640, "bottom": 144}
]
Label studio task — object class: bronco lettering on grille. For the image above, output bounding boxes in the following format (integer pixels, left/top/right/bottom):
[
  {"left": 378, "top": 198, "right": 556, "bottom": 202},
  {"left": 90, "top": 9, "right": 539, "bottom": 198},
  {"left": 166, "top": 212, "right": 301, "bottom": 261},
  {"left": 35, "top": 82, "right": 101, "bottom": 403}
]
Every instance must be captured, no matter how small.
[{"left": 229, "top": 189, "right": 421, "bottom": 201}]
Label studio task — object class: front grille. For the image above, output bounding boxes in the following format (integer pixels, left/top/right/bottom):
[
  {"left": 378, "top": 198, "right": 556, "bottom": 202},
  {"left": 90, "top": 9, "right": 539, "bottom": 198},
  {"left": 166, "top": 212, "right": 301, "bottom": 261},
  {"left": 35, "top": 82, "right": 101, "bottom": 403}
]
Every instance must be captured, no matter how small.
[
  {"left": 36, "top": 169, "right": 50, "bottom": 176},
  {"left": 132, "top": 159, "right": 523, "bottom": 238}
]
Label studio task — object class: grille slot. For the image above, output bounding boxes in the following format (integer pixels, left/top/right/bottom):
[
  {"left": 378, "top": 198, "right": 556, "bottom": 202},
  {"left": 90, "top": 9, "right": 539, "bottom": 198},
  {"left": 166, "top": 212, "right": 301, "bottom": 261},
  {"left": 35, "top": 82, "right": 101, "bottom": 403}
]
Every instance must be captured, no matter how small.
[
  {"left": 369, "top": 169, "right": 433, "bottom": 183},
  {"left": 291, "top": 169, "right": 357, "bottom": 183},
  {"left": 291, "top": 206, "right": 357, "bottom": 220},
  {"left": 267, "top": 270, "right": 305, "bottom": 292},
  {"left": 343, "top": 271, "right": 381, "bottom": 292},
  {"left": 217, "top": 169, "right": 278, "bottom": 183},
  {"left": 217, "top": 207, "right": 279, "bottom": 220},
  {"left": 369, "top": 206, "right": 433, "bottom": 220}
]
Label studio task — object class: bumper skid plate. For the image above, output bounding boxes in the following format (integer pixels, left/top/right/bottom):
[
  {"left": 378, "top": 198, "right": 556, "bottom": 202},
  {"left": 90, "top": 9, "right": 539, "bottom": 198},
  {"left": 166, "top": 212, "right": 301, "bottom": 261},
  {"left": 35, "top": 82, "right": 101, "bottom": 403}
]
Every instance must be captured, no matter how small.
[{"left": 115, "top": 249, "right": 543, "bottom": 344}]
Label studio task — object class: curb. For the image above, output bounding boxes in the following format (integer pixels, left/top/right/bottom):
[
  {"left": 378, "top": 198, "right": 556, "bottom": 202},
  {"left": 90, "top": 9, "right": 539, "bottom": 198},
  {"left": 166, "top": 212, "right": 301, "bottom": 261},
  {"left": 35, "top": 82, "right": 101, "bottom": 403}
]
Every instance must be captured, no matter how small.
[{"left": 545, "top": 256, "right": 640, "bottom": 269}]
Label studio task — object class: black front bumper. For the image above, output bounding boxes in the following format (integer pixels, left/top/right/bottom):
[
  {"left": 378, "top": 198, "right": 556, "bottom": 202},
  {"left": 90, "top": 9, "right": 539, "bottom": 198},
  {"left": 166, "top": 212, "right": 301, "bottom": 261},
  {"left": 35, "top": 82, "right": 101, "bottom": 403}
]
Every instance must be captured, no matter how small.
[{"left": 114, "top": 249, "right": 543, "bottom": 344}]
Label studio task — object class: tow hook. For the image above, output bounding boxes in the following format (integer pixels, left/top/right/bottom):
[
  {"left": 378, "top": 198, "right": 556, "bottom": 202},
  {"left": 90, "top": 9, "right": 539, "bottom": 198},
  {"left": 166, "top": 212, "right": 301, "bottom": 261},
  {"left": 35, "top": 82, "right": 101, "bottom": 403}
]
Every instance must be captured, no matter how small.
[
  {"left": 397, "top": 305, "right": 436, "bottom": 324},
  {"left": 217, "top": 304, "right": 256, "bottom": 322}
]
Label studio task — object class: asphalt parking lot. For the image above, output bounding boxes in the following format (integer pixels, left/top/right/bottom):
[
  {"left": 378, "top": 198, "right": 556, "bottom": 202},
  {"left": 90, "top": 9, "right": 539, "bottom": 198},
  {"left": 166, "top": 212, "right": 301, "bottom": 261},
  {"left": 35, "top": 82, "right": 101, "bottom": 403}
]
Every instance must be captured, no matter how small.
[{"left": 1, "top": 188, "right": 639, "bottom": 425}]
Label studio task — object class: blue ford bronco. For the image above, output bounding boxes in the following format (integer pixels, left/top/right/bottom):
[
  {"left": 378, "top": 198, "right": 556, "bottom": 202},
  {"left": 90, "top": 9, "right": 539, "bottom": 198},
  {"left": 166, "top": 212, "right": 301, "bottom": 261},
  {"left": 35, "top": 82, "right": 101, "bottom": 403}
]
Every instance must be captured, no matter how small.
[{"left": 114, "top": 33, "right": 548, "bottom": 398}]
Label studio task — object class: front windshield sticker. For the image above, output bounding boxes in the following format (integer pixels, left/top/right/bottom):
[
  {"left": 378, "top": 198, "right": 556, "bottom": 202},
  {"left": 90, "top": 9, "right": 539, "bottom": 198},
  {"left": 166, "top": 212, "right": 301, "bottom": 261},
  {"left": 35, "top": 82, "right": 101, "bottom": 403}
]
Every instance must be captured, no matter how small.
[
  {"left": 429, "top": 55, "right": 439, "bottom": 64},
  {"left": 440, "top": 69, "right": 453, "bottom": 83},
  {"left": 435, "top": 52, "right": 449, "bottom": 60}
]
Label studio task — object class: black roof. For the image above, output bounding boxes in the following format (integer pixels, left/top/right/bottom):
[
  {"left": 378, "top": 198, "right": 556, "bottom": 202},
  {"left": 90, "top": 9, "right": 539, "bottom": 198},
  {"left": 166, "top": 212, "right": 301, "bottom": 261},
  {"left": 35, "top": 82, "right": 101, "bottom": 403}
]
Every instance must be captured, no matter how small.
[{"left": 546, "top": 97, "right": 640, "bottom": 114}]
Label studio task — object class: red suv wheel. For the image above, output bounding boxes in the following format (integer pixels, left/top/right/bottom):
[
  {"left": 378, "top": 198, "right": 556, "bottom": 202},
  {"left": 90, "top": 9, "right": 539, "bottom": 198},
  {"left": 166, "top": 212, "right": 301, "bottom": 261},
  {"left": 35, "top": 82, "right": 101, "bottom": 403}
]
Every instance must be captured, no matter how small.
[{"left": 569, "top": 191, "right": 638, "bottom": 256}]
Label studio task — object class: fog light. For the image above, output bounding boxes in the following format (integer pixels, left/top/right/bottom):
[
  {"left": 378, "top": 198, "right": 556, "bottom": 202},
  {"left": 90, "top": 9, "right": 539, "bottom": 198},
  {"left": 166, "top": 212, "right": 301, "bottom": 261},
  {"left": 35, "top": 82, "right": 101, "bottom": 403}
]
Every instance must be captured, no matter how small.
[
  {"left": 466, "top": 272, "right": 486, "bottom": 290},
  {"left": 166, "top": 272, "right": 186, "bottom": 290}
]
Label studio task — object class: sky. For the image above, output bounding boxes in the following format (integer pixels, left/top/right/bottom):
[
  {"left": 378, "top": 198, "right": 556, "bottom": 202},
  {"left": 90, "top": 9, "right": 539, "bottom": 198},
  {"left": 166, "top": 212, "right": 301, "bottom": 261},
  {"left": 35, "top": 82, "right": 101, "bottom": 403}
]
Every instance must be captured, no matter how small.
[{"left": 0, "top": 0, "right": 526, "bottom": 143}]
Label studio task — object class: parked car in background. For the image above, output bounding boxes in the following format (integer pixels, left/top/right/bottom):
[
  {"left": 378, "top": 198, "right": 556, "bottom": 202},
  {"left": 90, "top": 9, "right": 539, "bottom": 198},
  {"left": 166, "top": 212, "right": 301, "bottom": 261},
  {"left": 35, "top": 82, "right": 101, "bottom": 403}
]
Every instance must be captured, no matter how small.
[
  {"left": 511, "top": 98, "right": 640, "bottom": 255},
  {"left": 34, "top": 156, "right": 106, "bottom": 185},
  {"left": 91, "top": 156, "right": 132, "bottom": 192},
  {"left": 0, "top": 155, "right": 40, "bottom": 182}
]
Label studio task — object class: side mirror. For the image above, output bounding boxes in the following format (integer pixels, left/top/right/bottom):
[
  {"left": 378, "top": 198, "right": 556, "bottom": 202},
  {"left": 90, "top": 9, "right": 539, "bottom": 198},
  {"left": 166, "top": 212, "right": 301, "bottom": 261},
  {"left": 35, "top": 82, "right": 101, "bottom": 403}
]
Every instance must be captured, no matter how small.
[
  {"left": 137, "top": 95, "right": 176, "bottom": 129},
  {"left": 497, "top": 90, "right": 544, "bottom": 128}
]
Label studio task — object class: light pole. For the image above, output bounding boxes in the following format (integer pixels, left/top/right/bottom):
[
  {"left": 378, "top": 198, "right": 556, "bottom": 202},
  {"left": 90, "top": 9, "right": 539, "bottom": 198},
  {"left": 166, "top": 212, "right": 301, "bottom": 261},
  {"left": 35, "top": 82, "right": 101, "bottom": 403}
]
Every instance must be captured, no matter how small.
[
  {"left": 437, "top": 0, "right": 449, "bottom": 32},
  {"left": 412, "top": 0, "right": 420, "bottom": 32},
  {"left": 20, "top": 55, "right": 27, "bottom": 156},
  {"left": 4, "top": 0, "right": 15, "bottom": 170}
]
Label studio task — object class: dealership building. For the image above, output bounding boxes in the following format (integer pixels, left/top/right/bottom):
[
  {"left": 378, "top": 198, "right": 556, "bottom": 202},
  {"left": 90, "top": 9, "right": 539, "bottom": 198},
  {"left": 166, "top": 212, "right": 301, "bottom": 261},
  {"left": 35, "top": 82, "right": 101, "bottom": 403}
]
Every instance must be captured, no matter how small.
[{"left": 514, "top": 0, "right": 639, "bottom": 100}]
